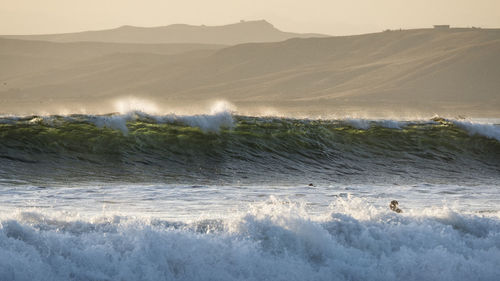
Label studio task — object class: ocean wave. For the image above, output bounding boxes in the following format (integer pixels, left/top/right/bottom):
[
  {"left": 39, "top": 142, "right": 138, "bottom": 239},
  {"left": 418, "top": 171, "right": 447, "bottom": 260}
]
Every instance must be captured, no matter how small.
[
  {"left": 0, "top": 114, "right": 498, "bottom": 184},
  {"left": 1, "top": 197, "right": 499, "bottom": 281},
  {"left": 452, "top": 120, "right": 500, "bottom": 141},
  {"left": 18, "top": 109, "right": 235, "bottom": 135},
  {"left": 152, "top": 110, "right": 234, "bottom": 133},
  {"left": 345, "top": 118, "right": 411, "bottom": 130}
]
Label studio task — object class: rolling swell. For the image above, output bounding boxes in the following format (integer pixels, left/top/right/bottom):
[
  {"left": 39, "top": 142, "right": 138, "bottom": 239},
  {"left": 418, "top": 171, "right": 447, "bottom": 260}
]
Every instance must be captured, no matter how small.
[{"left": 0, "top": 113, "right": 499, "bottom": 185}]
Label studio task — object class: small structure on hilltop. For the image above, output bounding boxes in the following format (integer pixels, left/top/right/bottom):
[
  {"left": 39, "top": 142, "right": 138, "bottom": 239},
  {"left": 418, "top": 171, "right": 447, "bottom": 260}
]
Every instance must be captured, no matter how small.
[{"left": 433, "top": 25, "right": 450, "bottom": 29}]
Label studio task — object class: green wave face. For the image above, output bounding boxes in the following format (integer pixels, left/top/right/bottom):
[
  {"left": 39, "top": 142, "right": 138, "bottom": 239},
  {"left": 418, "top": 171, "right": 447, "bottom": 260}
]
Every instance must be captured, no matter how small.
[{"left": 1, "top": 114, "right": 499, "bottom": 185}]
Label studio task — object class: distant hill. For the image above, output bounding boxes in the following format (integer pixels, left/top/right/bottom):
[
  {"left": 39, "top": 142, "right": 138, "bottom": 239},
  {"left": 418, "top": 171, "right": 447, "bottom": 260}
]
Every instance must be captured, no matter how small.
[
  {"left": 1, "top": 20, "right": 327, "bottom": 45},
  {"left": 1, "top": 28, "right": 499, "bottom": 117},
  {"left": 0, "top": 38, "right": 223, "bottom": 79}
]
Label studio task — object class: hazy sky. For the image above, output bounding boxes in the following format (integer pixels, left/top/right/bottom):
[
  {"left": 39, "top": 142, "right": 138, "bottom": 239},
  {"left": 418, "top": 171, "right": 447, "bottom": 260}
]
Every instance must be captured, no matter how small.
[{"left": 1, "top": 0, "right": 500, "bottom": 35}]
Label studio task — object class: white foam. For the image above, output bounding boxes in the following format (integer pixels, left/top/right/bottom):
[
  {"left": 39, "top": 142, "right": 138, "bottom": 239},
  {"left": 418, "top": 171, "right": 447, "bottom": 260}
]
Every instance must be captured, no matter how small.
[
  {"left": 91, "top": 114, "right": 135, "bottom": 135},
  {"left": 1, "top": 197, "right": 499, "bottom": 281},
  {"left": 375, "top": 119, "right": 403, "bottom": 129},
  {"left": 153, "top": 101, "right": 235, "bottom": 132},
  {"left": 88, "top": 111, "right": 234, "bottom": 135},
  {"left": 453, "top": 120, "right": 500, "bottom": 141},
  {"left": 180, "top": 111, "right": 234, "bottom": 132},
  {"left": 86, "top": 100, "right": 236, "bottom": 134},
  {"left": 345, "top": 119, "right": 371, "bottom": 130}
]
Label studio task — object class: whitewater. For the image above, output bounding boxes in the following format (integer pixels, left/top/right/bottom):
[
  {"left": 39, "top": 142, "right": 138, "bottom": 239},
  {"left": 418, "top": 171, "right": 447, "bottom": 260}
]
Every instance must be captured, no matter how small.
[{"left": 0, "top": 108, "right": 499, "bottom": 281}]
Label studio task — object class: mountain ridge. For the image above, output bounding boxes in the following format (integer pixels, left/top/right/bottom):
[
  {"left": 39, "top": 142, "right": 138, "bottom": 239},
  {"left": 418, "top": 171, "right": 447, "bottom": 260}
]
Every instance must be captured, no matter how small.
[{"left": 1, "top": 20, "right": 328, "bottom": 45}]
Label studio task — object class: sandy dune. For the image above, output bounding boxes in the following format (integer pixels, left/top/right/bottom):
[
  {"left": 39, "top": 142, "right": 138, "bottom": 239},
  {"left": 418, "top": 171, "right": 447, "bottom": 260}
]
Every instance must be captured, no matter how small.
[{"left": 1, "top": 27, "right": 499, "bottom": 117}]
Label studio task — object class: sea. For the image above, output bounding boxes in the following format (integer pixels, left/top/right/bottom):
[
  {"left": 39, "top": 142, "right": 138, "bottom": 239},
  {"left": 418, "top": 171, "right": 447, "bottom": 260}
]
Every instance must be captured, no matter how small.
[{"left": 0, "top": 107, "right": 499, "bottom": 281}]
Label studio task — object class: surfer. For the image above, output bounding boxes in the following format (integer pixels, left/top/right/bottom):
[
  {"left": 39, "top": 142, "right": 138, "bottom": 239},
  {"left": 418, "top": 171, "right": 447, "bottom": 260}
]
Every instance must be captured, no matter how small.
[{"left": 390, "top": 200, "right": 402, "bottom": 213}]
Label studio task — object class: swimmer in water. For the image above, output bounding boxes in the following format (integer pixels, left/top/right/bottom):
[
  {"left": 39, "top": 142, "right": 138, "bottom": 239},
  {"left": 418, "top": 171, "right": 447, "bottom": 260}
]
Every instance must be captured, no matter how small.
[{"left": 390, "top": 200, "right": 402, "bottom": 213}]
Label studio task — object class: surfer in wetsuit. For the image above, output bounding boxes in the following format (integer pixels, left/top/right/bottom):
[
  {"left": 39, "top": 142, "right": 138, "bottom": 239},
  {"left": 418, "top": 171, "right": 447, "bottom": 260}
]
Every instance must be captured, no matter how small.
[{"left": 390, "top": 200, "right": 402, "bottom": 213}]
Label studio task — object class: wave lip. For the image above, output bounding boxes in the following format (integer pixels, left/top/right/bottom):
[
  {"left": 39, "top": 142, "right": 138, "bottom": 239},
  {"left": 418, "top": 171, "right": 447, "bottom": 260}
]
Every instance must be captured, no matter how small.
[
  {"left": 1, "top": 198, "right": 499, "bottom": 281},
  {"left": 78, "top": 110, "right": 235, "bottom": 134},
  {"left": 452, "top": 120, "right": 500, "bottom": 141}
]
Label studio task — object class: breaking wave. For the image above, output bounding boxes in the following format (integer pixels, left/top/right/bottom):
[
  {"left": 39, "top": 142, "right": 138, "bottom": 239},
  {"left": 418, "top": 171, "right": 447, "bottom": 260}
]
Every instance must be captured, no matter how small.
[
  {"left": 453, "top": 120, "right": 500, "bottom": 142},
  {"left": 0, "top": 197, "right": 499, "bottom": 281},
  {"left": 0, "top": 113, "right": 498, "bottom": 184}
]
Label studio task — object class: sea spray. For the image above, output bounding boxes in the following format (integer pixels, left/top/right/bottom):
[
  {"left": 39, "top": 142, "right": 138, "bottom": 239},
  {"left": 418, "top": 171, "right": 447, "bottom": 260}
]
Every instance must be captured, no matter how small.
[{"left": 113, "top": 97, "right": 160, "bottom": 115}]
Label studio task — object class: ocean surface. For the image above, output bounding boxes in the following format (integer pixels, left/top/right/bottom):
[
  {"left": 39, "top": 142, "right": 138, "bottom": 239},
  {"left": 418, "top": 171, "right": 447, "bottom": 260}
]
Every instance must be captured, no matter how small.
[{"left": 0, "top": 110, "right": 499, "bottom": 281}]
